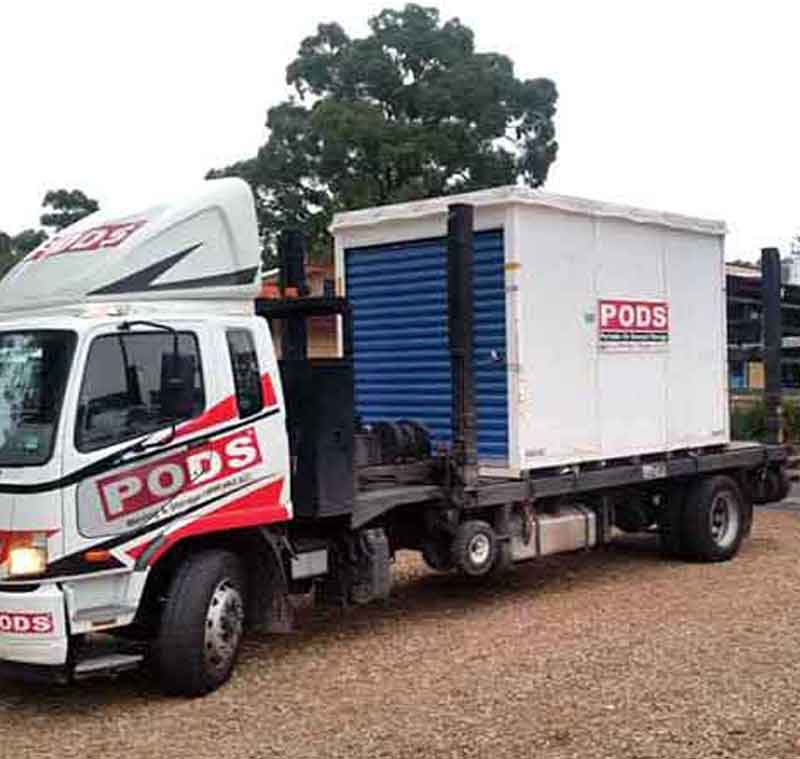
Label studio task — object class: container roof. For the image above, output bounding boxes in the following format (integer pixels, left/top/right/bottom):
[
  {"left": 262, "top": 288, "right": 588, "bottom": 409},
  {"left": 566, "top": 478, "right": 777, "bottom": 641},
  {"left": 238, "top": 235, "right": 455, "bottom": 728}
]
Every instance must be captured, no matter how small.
[
  {"left": 0, "top": 178, "right": 260, "bottom": 317},
  {"left": 331, "top": 185, "right": 727, "bottom": 237}
]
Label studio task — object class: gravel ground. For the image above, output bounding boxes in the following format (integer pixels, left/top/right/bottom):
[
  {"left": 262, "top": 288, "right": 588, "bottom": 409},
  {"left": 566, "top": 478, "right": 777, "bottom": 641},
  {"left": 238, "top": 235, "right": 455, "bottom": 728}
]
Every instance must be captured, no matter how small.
[{"left": 2, "top": 510, "right": 800, "bottom": 759}]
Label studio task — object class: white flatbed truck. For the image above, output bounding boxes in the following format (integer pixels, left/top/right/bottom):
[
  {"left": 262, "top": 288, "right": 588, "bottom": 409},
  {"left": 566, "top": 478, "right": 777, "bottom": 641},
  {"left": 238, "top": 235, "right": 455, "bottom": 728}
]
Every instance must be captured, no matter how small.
[{"left": 0, "top": 179, "right": 786, "bottom": 695}]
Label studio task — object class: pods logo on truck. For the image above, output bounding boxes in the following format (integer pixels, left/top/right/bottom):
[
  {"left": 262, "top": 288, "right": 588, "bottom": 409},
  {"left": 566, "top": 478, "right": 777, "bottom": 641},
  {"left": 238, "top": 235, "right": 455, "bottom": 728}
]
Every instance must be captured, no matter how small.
[
  {"left": 0, "top": 612, "right": 54, "bottom": 635},
  {"left": 28, "top": 220, "right": 147, "bottom": 262},
  {"left": 91, "top": 428, "right": 262, "bottom": 530},
  {"left": 598, "top": 299, "right": 669, "bottom": 348}
]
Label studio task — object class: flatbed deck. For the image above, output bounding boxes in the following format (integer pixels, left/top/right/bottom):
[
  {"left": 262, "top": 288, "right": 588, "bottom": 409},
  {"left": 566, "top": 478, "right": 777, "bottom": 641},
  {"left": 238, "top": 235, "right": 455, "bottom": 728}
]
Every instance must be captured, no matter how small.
[{"left": 353, "top": 442, "right": 785, "bottom": 527}]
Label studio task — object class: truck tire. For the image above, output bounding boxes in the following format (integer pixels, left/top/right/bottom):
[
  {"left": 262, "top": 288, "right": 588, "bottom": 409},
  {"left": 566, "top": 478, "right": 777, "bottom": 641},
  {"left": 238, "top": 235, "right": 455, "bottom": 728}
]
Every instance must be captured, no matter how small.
[
  {"left": 682, "top": 475, "right": 746, "bottom": 562},
  {"left": 155, "top": 550, "right": 247, "bottom": 697},
  {"left": 489, "top": 540, "right": 513, "bottom": 577},
  {"left": 765, "top": 468, "right": 790, "bottom": 504},
  {"left": 451, "top": 521, "right": 498, "bottom": 577}
]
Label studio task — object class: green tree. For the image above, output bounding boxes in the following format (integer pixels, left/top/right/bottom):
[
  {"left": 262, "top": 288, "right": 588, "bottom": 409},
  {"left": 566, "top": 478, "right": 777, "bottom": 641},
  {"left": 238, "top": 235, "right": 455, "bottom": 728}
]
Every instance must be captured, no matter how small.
[
  {"left": 0, "top": 232, "right": 15, "bottom": 278},
  {"left": 40, "top": 188, "right": 99, "bottom": 232},
  {"left": 12, "top": 228, "right": 47, "bottom": 256},
  {"left": 209, "top": 4, "right": 558, "bottom": 262},
  {"left": 0, "top": 229, "right": 49, "bottom": 279}
]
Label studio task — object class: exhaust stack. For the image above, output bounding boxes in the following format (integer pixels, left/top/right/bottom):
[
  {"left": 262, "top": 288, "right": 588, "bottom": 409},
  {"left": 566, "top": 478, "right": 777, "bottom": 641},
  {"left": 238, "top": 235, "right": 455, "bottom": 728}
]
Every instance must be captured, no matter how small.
[
  {"left": 761, "top": 247, "right": 783, "bottom": 444},
  {"left": 278, "top": 230, "right": 309, "bottom": 360},
  {"left": 447, "top": 204, "right": 478, "bottom": 486}
]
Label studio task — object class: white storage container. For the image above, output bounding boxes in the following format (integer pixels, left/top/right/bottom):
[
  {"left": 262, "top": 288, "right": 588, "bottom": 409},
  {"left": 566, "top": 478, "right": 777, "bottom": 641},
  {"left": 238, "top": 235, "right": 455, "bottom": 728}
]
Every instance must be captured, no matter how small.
[{"left": 332, "top": 186, "right": 728, "bottom": 477}]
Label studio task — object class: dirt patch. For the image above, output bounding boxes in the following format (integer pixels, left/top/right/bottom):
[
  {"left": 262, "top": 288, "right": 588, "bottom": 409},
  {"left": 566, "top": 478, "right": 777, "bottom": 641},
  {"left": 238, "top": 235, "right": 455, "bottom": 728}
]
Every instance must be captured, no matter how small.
[{"left": 2, "top": 511, "right": 800, "bottom": 758}]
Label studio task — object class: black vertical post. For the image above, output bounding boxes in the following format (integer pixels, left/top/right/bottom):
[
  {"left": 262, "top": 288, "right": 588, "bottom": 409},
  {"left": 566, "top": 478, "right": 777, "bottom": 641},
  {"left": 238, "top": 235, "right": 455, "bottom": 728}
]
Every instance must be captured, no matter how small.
[
  {"left": 278, "top": 230, "right": 308, "bottom": 360},
  {"left": 761, "top": 247, "right": 783, "bottom": 444},
  {"left": 447, "top": 204, "right": 478, "bottom": 487}
]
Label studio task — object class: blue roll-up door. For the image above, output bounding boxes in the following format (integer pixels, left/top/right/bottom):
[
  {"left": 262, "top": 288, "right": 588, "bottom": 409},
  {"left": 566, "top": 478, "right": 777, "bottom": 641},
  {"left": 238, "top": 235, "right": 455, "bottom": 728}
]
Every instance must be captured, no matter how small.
[{"left": 345, "top": 230, "right": 508, "bottom": 463}]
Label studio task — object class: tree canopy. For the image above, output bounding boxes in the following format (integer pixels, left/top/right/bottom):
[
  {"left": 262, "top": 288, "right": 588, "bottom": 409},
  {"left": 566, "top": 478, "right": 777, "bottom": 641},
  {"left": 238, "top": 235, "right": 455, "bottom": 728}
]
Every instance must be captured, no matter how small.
[
  {"left": 0, "top": 188, "right": 98, "bottom": 279},
  {"left": 0, "top": 232, "right": 14, "bottom": 278},
  {"left": 209, "top": 4, "right": 558, "bottom": 261},
  {"left": 40, "top": 188, "right": 99, "bottom": 232},
  {"left": 10, "top": 229, "right": 47, "bottom": 256}
]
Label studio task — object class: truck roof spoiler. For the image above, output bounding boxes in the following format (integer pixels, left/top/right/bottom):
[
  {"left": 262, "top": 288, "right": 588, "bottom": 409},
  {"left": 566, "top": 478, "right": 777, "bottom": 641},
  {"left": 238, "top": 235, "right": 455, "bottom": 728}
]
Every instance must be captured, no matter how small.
[{"left": 0, "top": 178, "right": 261, "bottom": 318}]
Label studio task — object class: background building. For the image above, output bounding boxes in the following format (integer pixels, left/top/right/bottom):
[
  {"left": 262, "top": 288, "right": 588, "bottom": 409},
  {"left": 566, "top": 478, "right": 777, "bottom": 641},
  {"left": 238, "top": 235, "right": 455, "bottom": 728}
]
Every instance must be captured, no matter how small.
[
  {"left": 727, "top": 255, "right": 800, "bottom": 392},
  {"left": 261, "top": 262, "right": 338, "bottom": 358}
]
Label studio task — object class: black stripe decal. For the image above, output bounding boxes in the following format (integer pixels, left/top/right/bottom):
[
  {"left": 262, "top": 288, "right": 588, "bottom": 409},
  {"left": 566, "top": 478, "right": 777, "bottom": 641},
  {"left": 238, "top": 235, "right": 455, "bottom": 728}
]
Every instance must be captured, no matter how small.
[
  {"left": 0, "top": 407, "right": 280, "bottom": 495},
  {"left": 143, "top": 266, "right": 259, "bottom": 292},
  {"left": 89, "top": 241, "right": 258, "bottom": 296},
  {"left": 89, "top": 243, "right": 202, "bottom": 295}
]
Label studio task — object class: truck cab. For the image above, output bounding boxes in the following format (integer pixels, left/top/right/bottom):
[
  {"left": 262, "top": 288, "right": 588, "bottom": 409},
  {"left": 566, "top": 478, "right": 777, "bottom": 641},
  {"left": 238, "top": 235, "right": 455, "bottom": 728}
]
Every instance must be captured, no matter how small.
[{"left": 0, "top": 180, "right": 293, "bottom": 690}]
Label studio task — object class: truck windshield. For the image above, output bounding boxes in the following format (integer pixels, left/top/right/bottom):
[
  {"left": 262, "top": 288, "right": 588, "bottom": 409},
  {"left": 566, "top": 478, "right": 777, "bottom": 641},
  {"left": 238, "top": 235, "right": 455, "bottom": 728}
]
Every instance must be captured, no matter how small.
[{"left": 0, "top": 330, "right": 76, "bottom": 466}]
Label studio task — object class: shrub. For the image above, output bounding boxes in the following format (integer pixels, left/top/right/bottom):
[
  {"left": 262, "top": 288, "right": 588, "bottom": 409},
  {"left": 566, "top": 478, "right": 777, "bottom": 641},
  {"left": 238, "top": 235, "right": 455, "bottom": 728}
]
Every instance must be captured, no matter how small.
[{"left": 730, "top": 397, "right": 800, "bottom": 443}]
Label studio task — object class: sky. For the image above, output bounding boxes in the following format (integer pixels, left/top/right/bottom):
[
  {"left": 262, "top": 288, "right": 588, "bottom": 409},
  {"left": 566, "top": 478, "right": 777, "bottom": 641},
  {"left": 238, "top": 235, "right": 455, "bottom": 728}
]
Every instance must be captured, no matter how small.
[{"left": 1, "top": 1, "right": 798, "bottom": 260}]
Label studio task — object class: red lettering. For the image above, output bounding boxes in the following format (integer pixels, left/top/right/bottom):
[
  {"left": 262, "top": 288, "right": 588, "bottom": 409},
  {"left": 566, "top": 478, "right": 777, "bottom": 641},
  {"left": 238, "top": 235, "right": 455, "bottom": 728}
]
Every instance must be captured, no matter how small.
[
  {"left": 0, "top": 612, "right": 53, "bottom": 635},
  {"left": 97, "top": 429, "right": 263, "bottom": 522},
  {"left": 597, "top": 299, "right": 669, "bottom": 334},
  {"left": 27, "top": 220, "right": 147, "bottom": 262}
]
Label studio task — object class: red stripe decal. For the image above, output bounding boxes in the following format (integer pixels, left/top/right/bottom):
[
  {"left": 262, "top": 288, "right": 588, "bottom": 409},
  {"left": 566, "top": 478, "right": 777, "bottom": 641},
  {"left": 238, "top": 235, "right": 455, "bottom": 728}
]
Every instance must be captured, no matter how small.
[
  {"left": 176, "top": 376, "right": 278, "bottom": 440},
  {"left": 125, "top": 541, "right": 151, "bottom": 561},
  {"left": 176, "top": 397, "right": 238, "bottom": 437},
  {"left": 261, "top": 373, "right": 277, "bottom": 407},
  {"left": 147, "top": 479, "right": 288, "bottom": 566}
]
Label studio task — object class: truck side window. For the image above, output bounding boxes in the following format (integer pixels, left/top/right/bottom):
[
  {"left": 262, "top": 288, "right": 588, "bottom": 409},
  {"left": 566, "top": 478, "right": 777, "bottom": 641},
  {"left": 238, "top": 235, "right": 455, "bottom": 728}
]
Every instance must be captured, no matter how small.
[
  {"left": 76, "top": 332, "right": 205, "bottom": 452},
  {"left": 226, "top": 329, "right": 263, "bottom": 419}
]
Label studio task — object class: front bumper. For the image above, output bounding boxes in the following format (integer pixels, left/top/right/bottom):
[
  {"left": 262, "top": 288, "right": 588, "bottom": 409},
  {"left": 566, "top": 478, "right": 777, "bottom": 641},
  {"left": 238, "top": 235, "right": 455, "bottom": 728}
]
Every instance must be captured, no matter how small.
[{"left": 0, "top": 583, "right": 69, "bottom": 667}]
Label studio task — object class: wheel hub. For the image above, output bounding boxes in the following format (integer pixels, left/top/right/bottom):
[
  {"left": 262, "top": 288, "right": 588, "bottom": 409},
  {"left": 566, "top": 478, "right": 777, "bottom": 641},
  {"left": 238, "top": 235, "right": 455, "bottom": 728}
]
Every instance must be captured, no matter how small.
[
  {"left": 204, "top": 578, "right": 244, "bottom": 677},
  {"left": 468, "top": 533, "right": 491, "bottom": 566},
  {"left": 709, "top": 492, "right": 739, "bottom": 549}
]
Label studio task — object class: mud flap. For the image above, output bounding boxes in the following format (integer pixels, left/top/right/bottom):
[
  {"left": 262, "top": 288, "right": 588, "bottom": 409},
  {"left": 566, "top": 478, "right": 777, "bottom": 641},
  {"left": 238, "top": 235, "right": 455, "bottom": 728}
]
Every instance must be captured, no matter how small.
[
  {"left": 265, "top": 590, "right": 295, "bottom": 634},
  {"left": 250, "top": 529, "right": 295, "bottom": 633},
  {"left": 316, "top": 528, "right": 392, "bottom": 608}
]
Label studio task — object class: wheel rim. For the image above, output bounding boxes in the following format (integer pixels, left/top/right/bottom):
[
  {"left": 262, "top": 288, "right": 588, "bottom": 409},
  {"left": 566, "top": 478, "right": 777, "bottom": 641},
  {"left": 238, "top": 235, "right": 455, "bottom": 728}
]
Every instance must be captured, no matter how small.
[
  {"left": 204, "top": 578, "right": 244, "bottom": 678},
  {"left": 709, "top": 492, "right": 740, "bottom": 549},
  {"left": 468, "top": 533, "right": 491, "bottom": 567}
]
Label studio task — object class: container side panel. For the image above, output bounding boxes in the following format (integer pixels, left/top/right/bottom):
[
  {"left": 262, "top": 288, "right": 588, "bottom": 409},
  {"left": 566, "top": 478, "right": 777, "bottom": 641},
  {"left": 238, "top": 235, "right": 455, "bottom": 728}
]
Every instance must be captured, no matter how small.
[
  {"left": 594, "top": 219, "right": 668, "bottom": 455},
  {"left": 664, "top": 231, "right": 728, "bottom": 447},
  {"left": 516, "top": 208, "right": 600, "bottom": 466},
  {"left": 345, "top": 232, "right": 508, "bottom": 462}
]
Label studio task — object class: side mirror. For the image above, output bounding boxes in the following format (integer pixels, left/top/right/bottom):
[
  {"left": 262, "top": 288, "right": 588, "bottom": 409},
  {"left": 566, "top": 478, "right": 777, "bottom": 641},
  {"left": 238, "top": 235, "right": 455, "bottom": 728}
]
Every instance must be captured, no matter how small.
[{"left": 160, "top": 353, "right": 196, "bottom": 421}]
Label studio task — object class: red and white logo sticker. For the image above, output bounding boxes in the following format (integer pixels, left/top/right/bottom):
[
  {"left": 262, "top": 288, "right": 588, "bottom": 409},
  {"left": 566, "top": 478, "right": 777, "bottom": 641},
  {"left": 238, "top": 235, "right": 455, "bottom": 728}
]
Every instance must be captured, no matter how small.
[
  {"left": 96, "top": 428, "right": 262, "bottom": 523},
  {"left": 0, "top": 611, "right": 54, "bottom": 635},
  {"left": 28, "top": 220, "right": 147, "bottom": 262},
  {"left": 598, "top": 299, "right": 669, "bottom": 348}
]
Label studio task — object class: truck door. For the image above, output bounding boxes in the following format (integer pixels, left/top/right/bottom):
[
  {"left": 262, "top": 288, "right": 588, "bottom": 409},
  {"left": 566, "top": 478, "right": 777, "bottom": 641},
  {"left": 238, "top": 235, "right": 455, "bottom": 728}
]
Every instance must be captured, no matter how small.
[{"left": 57, "top": 320, "right": 275, "bottom": 574}]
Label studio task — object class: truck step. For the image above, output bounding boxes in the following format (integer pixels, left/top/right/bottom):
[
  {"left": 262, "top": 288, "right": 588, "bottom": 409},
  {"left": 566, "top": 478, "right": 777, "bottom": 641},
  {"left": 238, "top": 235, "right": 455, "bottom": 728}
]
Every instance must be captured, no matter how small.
[{"left": 73, "top": 653, "right": 144, "bottom": 680}]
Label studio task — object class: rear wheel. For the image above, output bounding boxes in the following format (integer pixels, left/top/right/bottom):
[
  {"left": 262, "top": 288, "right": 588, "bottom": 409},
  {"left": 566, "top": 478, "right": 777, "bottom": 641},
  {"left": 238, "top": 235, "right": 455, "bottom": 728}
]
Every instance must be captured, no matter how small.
[
  {"left": 451, "top": 521, "right": 498, "bottom": 577},
  {"left": 155, "top": 550, "right": 246, "bottom": 696},
  {"left": 682, "top": 475, "right": 746, "bottom": 562},
  {"left": 752, "top": 467, "right": 790, "bottom": 505},
  {"left": 764, "top": 468, "right": 790, "bottom": 504}
]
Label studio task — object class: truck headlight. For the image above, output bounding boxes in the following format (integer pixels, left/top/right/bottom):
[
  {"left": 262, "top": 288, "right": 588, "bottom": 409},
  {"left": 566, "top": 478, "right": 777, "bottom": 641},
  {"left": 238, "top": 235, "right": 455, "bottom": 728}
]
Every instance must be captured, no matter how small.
[{"left": 8, "top": 534, "right": 48, "bottom": 577}]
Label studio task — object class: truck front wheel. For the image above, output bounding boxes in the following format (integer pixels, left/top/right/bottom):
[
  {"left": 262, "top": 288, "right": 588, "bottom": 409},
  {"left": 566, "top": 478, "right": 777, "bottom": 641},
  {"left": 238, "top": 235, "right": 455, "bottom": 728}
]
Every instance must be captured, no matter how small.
[
  {"left": 682, "top": 475, "right": 746, "bottom": 562},
  {"left": 155, "top": 549, "right": 247, "bottom": 696}
]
